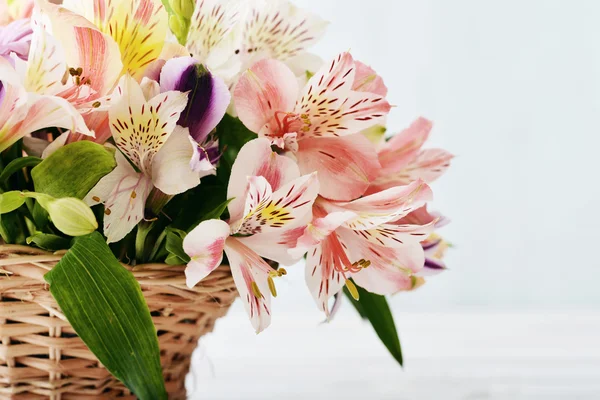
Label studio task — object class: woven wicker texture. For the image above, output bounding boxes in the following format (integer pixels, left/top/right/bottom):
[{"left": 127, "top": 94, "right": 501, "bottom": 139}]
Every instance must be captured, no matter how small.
[{"left": 0, "top": 245, "right": 237, "bottom": 399}]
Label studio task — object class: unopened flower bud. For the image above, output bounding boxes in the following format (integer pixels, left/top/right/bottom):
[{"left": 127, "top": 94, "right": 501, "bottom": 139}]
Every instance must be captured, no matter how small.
[
  {"left": 45, "top": 197, "right": 98, "bottom": 237},
  {"left": 169, "top": 15, "right": 185, "bottom": 39}
]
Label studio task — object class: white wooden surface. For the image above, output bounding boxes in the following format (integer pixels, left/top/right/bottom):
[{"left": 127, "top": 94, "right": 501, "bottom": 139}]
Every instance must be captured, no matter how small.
[{"left": 188, "top": 305, "right": 600, "bottom": 399}]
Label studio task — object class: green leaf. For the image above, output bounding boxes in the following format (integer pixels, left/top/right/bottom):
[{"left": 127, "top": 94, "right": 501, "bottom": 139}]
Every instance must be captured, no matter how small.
[
  {"left": 344, "top": 283, "right": 403, "bottom": 366},
  {"left": 44, "top": 232, "right": 167, "bottom": 399},
  {"left": 164, "top": 228, "right": 190, "bottom": 265},
  {"left": 216, "top": 114, "right": 257, "bottom": 181},
  {"left": 27, "top": 233, "right": 71, "bottom": 251},
  {"left": 0, "top": 211, "right": 26, "bottom": 244},
  {"left": 0, "top": 191, "right": 25, "bottom": 214},
  {"left": 0, "top": 156, "right": 42, "bottom": 185},
  {"left": 31, "top": 141, "right": 116, "bottom": 199},
  {"left": 201, "top": 198, "right": 234, "bottom": 222}
]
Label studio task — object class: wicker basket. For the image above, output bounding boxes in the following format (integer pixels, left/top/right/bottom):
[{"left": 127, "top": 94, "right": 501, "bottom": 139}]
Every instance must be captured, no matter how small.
[{"left": 0, "top": 245, "right": 238, "bottom": 399}]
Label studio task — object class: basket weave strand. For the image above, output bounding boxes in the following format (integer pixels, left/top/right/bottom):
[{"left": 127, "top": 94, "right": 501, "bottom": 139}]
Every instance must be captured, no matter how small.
[{"left": 0, "top": 245, "right": 237, "bottom": 399}]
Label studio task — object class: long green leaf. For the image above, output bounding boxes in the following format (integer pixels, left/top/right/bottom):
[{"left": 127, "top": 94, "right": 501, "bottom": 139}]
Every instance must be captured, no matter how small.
[
  {"left": 0, "top": 156, "right": 41, "bottom": 185},
  {"left": 31, "top": 141, "right": 116, "bottom": 199},
  {"left": 344, "top": 284, "right": 403, "bottom": 366},
  {"left": 44, "top": 232, "right": 167, "bottom": 399}
]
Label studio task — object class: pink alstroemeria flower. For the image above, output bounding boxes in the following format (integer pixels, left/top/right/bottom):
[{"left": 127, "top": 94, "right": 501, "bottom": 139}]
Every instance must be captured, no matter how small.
[
  {"left": 85, "top": 75, "right": 202, "bottom": 243},
  {"left": 61, "top": 0, "right": 168, "bottom": 79},
  {"left": 183, "top": 138, "right": 319, "bottom": 333},
  {"left": 36, "top": 0, "right": 168, "bottom": 144},
  {"left": 367, "top": 117, "right": 454, "bottom": 194},
  {"left": 0, "top": 19, "right": 33, "bottom": 62},
  {"left": 292, "top": 180, "right": 434, "bottom": 315},
  {"left": 234, "top": 52, "right": 391, "bottom": 201},
  {"left": 0, "top": 51, "right": 92, "bottom": 153}
]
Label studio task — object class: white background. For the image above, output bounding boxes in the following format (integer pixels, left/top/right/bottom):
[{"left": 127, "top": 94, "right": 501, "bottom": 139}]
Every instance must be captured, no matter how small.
[{"left": 193, "top": 0, "right": 600, "bottom": 398}]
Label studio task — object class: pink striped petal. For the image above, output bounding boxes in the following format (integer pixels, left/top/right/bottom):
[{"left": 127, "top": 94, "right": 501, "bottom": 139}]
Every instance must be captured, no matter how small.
[
  {"left": 323, "top": 180, "right": 433, "bottom": 230},
  {"left": 378, "top": 117, "right": 433, "bottom": 174},
  {"left": 234, "top": 58, "right": 299, "bottom": 134},
  {"left": 294, "top": 52, "right": 391, "bottom": 139},
  {"left": 224, "top": 237, "right": 276, "bottom": 334},
  {"left": 227, "top": 138, "right": 299, "bottom": 222},
  {"left": 183, "top": 219, "right": 230, "bottom": 287},
  {"left": 371, "top": 148, "right": 454, "bottom": 192},
  {"left": 338, "top": 228, "right": 425, "bottom": 295},
  {"left": 305, "top": 234, "right": 350, "bottom": 315},
  {"left": 296, "top": 134, "right": 380, "bottom": 201},
  {"left": 352, "top": 61, "right": 388, "bottom": 96}
]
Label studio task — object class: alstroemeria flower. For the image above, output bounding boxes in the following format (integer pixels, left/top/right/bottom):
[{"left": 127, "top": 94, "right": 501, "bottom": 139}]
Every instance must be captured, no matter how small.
[
  {"left": 186, "top": 0, "right": 327, "bottom": 85},
  {"left": 292, "top": 180, "right": 434, "bottom": 315},
  {"left": 0, "top": 19, "right": 33, "bottom": 61},
  {"left": 0, "top": 50, "right": 91, "bottom": 152},
  {"left": 10, "top": 2, "right": 126, "bottom": 146},
  {"left": 62, "top": 0, "right": 168, "bottom": 79},
  {"left": 367, "top": 117, "right": 454, "bottom": 194},
  {"left": 183, "top": 138, "right": 319, "bottom": 333},
  {"left": 159, "top": 56, "right": 230, "bottom": 175},
  {"left": 85, "top": 75, "right": 203, "bottom": 243},
  {"left": 234, "top": 52, "right": 391, "bottom": 201}
]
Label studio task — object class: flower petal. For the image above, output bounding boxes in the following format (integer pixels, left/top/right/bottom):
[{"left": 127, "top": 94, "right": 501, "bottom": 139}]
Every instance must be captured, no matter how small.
[
  {"left": 224, "top": 237, "right": 275, "bottom": 333},
  {"left": 85, "top": 150, "right": 154, "bottom": 244},
  {"left": 338, "top": 228, "right": 425, "bottom": 295},
  {"left": 371, "top": 148, "right": 453, "bottom": 193},
  {"left": 64, "top": 0, "right": 168, "bottom": 78},
  {"left": 237, "top": 226, "right": 305, "bottom": 266},
  {"left": 396, "top": 205, "right": 450, "bottom": 228},
  {"left": 346, "top": 221, "right": 436, "bottom": 249},
  {"left": 290, "top": 208, "right": 356, "bottom": 259},
  {"left": 187, "top": 0, "right": 243, "bottom": 64},
  {"left": 23, "top": 23, "right": 67, "bottom": 95},
  {"left": 227, "top": 138, "right": 299, "bottom": 221},
  {"left": 234, "top": 58, "right": 299, "bottom": 134},
  {"left": 324, "top": 180, "right": 433, "bottom": 230},
  {"left": 296, "top": 134, "right": 380, "bottom": 201},
  {"left": 294, "top": 52, "right": 391, "bottom": 139},
  {"left": 378, "top": 117, "right": 433, "bottom": 174},
  {"left": 160, "top": 57, "right": 230, "bottom": 143},
  {"left": 234, "top": 172, "right": 319, "bottom": 236},
  {"left": 109, "top": 75, "right": 188, "bottom": 173},
  {"left": 352, "top": 60, "right": 388, "bottom": 96},
  {"left": 240, "top": 0, "right": 328, "bottom": 61},
  {"left": 305, "top": 234, "right": 349, "bottom": 315},
  {"left": 183, "top": 219, "right": 230, "bottom": 287},
  {"left": 36, "top": 2, "right": 123, "bottom": 98},
  {"left": 0, "top": 19, "right": 33, "bottom": 61},
  {"left": 151, "top": 125, "right": 202, "bottom": 195}
]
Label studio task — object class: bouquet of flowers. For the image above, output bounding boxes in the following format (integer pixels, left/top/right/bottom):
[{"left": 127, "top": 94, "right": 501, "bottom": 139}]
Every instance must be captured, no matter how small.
[{"left": 0, "top": 0, "right": 453, "bottom": 398}]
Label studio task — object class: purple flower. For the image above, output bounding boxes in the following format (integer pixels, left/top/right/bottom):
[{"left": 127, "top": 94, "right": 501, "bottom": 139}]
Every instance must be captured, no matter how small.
[
  {"left": 0, "top": 19, "right": 32, "bottom": 62},
  {"left": 159, "top": 56, "right": 230, "bottom": 173}
]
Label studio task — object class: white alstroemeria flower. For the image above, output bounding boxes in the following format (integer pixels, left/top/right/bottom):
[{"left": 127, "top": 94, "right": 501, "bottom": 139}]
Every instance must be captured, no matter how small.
[
  {"left": 85, "top": 75, "right": 203, "bottom": 243},
  {"left": 186, "top": 0, "right": 328, "bottom": 86}
]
